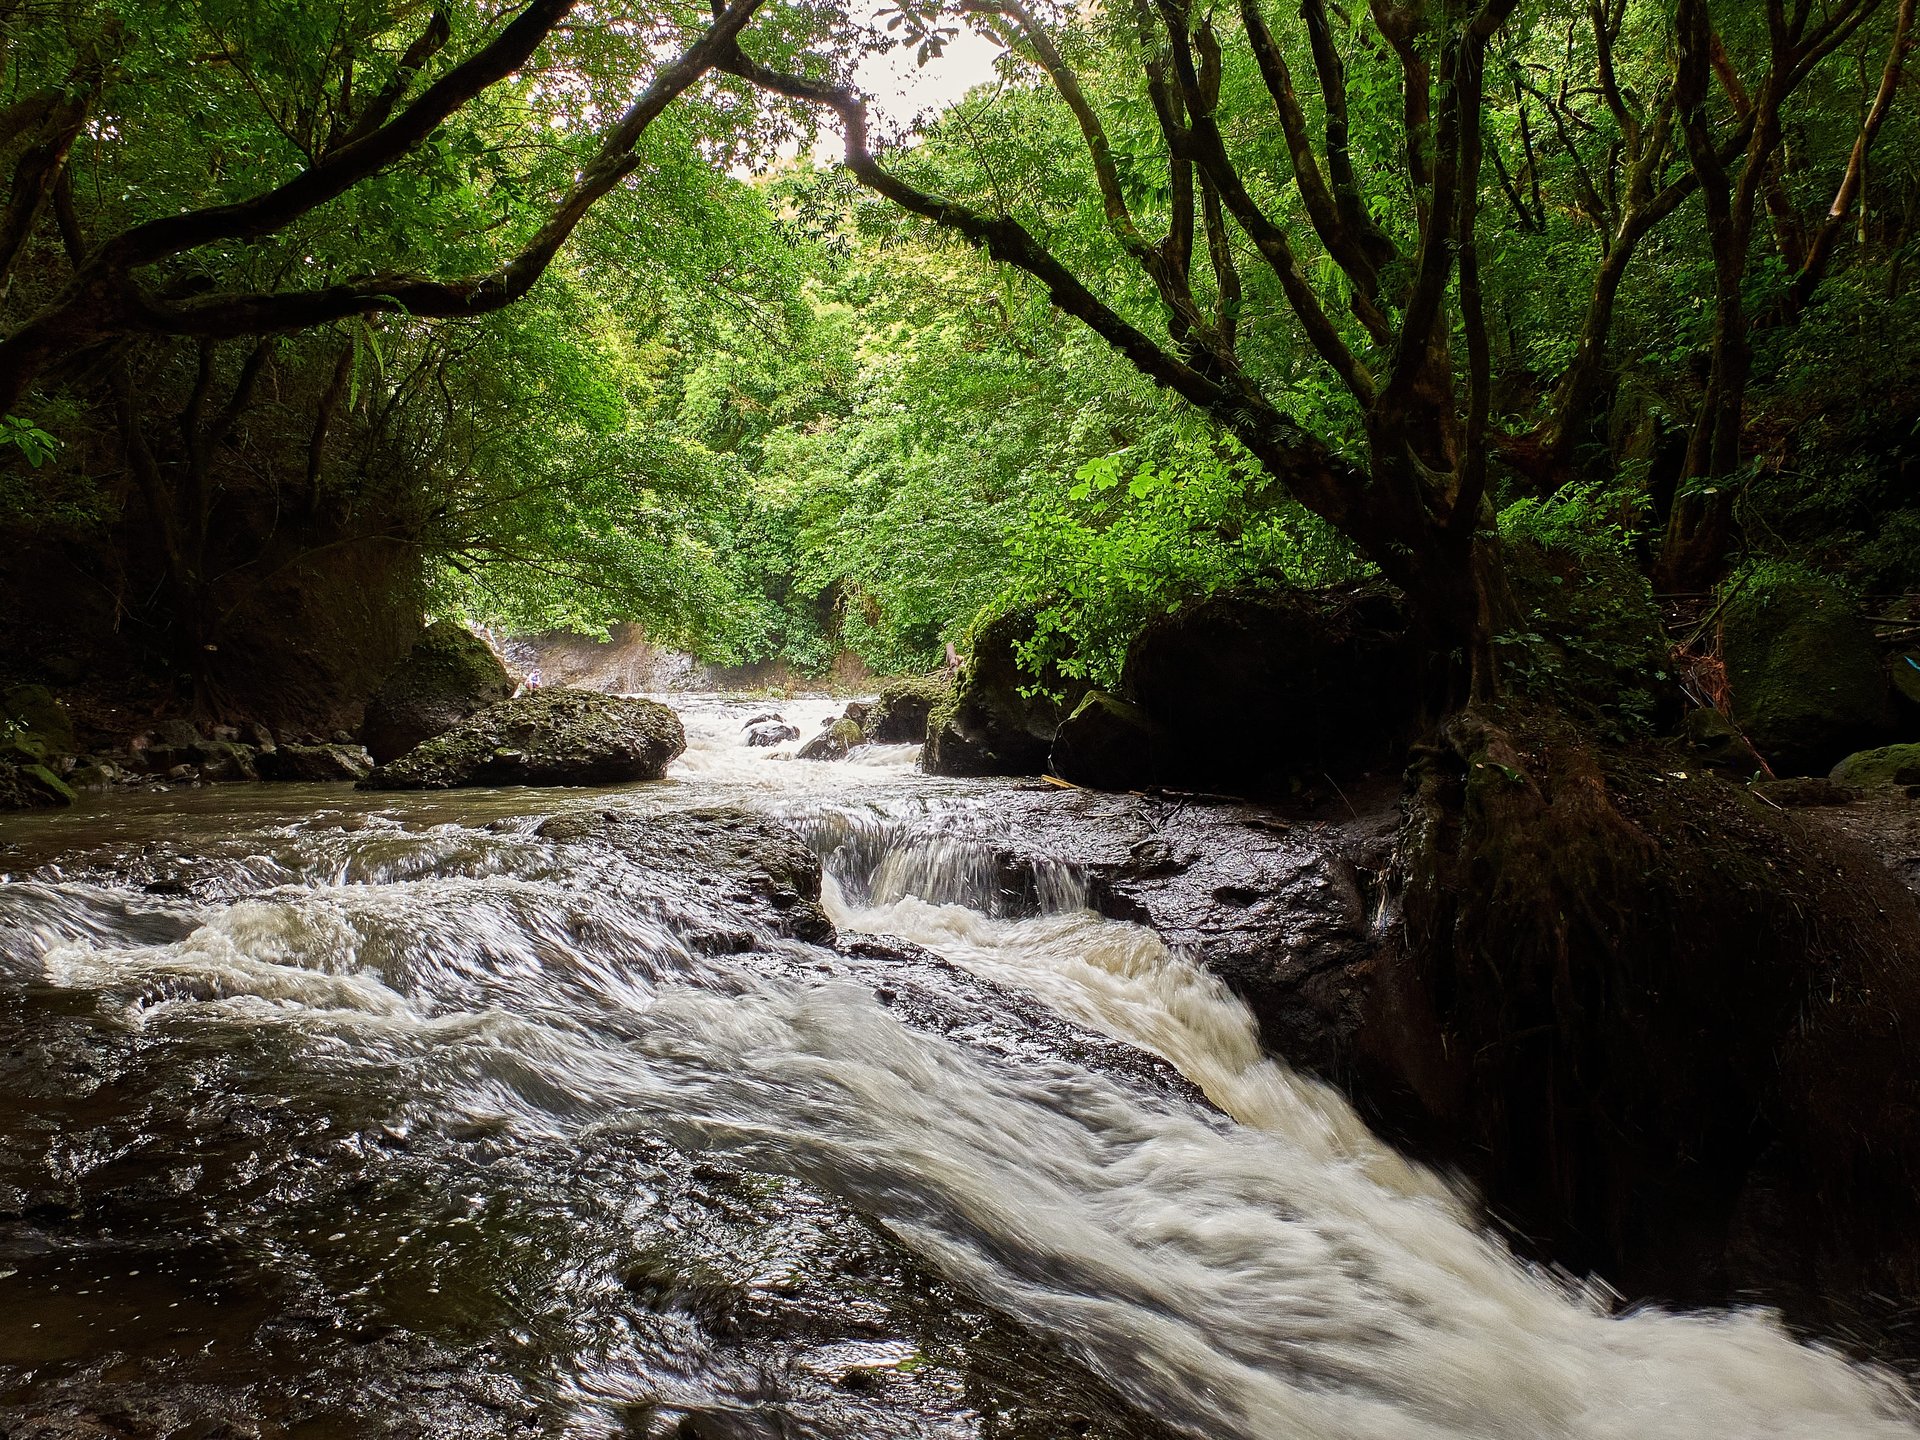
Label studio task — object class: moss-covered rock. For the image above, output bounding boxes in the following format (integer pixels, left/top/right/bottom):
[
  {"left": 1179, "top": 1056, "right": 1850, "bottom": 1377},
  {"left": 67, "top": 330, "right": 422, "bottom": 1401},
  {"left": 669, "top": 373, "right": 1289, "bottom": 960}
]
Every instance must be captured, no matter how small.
[
  {"left": 0, "top": 684, "right": 79, "bottom": 809},
  {"left": 1, "top": 684, "right": 75, "bottom": 756},
  {"left": 0, "top": 760, "right": 75, "bottom": 809},
  {"left": 1829, "top": 742, "right": 1920, "bottom": 789},
  {"left": 257, "top": 742, "right": 373, "bottom": 782},
  {"left": 865, "top": 673, "right": 953, "bottom": 744},
  {"left": 1049, "top": 690, "right": 1165, "bottom": 791},
  {"left": 359, "top": 622, "right": 513, "bottom": 764},
  {"left": 360, "top": 688, "right": 684, "bottom": 790},
  {"left": 924, "top": 608, "right": 1085, "bottom": 777},
  {"left": 1719, "top": 568, "right": 1894, "bottom": 775},
  {"left": 1120, "top": 580, "right": 1429, "bottom": 794},
  {"left": 797, "top": 716, "right": 863, "bottom": 762}
]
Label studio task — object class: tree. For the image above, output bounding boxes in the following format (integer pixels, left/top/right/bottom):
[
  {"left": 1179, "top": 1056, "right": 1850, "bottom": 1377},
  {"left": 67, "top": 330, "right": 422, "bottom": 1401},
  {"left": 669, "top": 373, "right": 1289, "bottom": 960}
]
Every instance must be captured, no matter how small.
[
  {"left": 0, "top": 0, "right": 768, "bottom": 414},
  {"left": 715, "top": 0, "right": 1919, "bottom": 683},
  {"left": 1655, "top": 0, "right": 1917, "bottom": 590}
]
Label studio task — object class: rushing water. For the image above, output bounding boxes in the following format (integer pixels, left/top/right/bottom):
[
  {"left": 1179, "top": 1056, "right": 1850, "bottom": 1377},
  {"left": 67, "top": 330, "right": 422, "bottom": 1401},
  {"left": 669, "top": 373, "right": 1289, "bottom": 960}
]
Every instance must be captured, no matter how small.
[{"left": 0, "top": 693, "right": 1915, "bottom": 1439}]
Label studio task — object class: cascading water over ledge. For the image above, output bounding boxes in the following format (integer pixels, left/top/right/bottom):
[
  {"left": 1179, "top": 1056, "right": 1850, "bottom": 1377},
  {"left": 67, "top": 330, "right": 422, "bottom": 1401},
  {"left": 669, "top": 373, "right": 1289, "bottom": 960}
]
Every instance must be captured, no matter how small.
[
  {"left": 0, "top": 692, "right": 1913, "bottom": 1440},
  {"left": 794, "top": 802, "right": 1092, "bottom": 919}
]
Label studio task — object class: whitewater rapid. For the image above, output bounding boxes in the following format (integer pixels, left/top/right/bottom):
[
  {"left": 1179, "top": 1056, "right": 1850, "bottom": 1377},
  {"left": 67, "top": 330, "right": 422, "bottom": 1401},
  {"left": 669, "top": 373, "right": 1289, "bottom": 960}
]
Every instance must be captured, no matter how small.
[{"left": 0, "top": 692, "right": 1912, "bottom": 1438}]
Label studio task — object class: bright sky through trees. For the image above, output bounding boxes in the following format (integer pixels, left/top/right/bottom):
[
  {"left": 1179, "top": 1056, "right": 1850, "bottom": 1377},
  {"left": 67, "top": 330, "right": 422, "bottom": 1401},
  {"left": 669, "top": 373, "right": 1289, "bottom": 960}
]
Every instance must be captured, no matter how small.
[{"left": 853, "top": 14, "right": 1001, "bottom": 129}]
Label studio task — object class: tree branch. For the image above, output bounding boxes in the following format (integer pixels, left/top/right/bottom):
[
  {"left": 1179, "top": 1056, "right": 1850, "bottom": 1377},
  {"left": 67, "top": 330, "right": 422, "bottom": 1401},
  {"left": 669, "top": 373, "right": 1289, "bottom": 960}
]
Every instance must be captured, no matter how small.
[{"left": 1788, "top": 0, "right": 1914, "bottom": 308}]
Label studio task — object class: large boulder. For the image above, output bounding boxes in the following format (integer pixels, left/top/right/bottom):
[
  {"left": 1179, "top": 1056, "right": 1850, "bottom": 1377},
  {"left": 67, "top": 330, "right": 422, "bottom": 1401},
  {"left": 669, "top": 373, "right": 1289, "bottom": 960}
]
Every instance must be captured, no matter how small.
[
  {"left": 1380, "top": 704, "right": 1920, "bottom": 1307},
  {"left": 258, "top": 742, "right": 373, "bottom": 782},
  {"left": 359, "top": 622, "right": 513, "bottom": 764},
  {"left": 924, "top": 609, "right": 1085, "bottom": 777},
  {"left": 797, "top": 716, "right": 863, "bottom": 762},
  {"left": 2, "top": 684, "right": 75, "bottom": 756},
  {"left": 0, "top": 685, "right": 79, "bottom": 810},
  {"left": 1830, "top": 742, "right": 1920, "bottom": 789},
  {"left": 865, "top": 674, "right": 954, "bottom": 744},
  {"left": 0, "top": 761, "right": 74, "bottom": 809},
  {"left": 1719, "top": 569, "right": 1894, "bottom": 775},
  {"left": 1049, "top": 690, "right": 1166, "bottom": 791},
  {"left": 1121, "top": 581, "right": 1428, "bottom": 795},
  {"left": 360, "top": 688, "right": 684, "bottom": 790}
]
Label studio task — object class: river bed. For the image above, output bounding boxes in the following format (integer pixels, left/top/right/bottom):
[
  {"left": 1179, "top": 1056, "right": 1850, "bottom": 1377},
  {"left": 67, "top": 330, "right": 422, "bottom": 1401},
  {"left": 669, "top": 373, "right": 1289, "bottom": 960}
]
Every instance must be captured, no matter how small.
[{"left": 0, "top": 694, "right": 1914, "bottom": 1439}]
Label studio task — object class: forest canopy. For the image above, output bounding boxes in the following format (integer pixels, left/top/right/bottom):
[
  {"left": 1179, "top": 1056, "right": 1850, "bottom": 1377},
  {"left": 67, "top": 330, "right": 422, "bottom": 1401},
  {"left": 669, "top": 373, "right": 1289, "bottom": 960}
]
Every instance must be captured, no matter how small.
[{"left": 1, "top": 0, "right": 1916, "bottom": 701}]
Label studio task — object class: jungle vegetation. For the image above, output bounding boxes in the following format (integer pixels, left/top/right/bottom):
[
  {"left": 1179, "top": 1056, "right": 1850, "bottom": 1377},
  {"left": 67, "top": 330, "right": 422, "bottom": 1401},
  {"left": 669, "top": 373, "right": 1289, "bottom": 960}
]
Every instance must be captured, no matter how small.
[{"left": 1, "top": 0, "right": 1916, "bottom": 700}]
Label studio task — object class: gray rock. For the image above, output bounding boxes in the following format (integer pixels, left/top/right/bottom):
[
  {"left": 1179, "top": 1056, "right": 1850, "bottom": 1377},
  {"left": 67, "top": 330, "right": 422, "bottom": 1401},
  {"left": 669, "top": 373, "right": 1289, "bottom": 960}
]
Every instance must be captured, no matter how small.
[
  {"left": 191, "top": 739, "right": 260, "bottom": 782},
  {"left": 797, "top": 717, "right": 863, "bottom": 762},
  {"left": 66, "top": 761, "right": 121, "bottom": 790},
  {"left": 360, "top": 688, "right": 684, "bottom": 790},
  {"left": 746, "top": 720, "right": 801, "bottom": 747},
  {"left": 258, "top": 742, "right": 375, "bottom": 783},
  {"left": 156, "top": 716, "right": 205, "bottom": 750},
  {"left": 360, "top": 622, "right": 515, "bottom": 764}
]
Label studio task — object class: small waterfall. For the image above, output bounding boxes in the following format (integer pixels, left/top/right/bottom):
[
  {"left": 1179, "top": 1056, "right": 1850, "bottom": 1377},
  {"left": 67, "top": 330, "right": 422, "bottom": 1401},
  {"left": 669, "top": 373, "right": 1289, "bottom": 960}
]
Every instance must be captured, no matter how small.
[
  {"left": 0, "top": 695, "right": 1915, "bottom": 1440},
  {"left": 797, "top": 804, "right": 1089, "bottom": 918}
]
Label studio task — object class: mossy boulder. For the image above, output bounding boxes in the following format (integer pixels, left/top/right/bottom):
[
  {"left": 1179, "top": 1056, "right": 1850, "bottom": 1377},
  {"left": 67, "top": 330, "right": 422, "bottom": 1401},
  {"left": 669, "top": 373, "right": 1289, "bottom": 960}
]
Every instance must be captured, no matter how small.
[
  {"left": 1120, "top": 580, "right": 1428, "bottom": 795},
  {"left": 924, "top": 608, "right": 1086, "bottom": 777},
  {"left": 257, "top": 742, "right": 373, "bottom": 782},
  {"left": 1719, "top": 569, "right": 1894, "bottom": 775},
  {"left": 360, "top": 688, "right": 684, "bottom": 790},
  {"left": 2, "top": 684, "right": 76, "bottom": 756},
  {"left": 359, "top": 622, "right": 514, "bottom": 764},
  {"left": 0, "top": 685, "right": 79, "bottom": 809},
  {"left": 797, "top": 716, "right": 863, "bottom": 762},
  {"left": 1049, "top": 690, "right": 1166, "bottom": 791},
  {"left": 1829, "top": 742, "right": 1920, "bottom": 789},
  {"left": 865, "top": 673, "right": 954, "bottom": 744},
  {"left": 0, "top": 760, "right": 75, "bottom": 809}
]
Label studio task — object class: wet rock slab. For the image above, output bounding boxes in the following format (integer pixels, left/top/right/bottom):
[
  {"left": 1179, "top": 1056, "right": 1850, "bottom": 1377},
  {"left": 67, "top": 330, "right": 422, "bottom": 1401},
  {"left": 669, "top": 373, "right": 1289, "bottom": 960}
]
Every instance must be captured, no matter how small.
[
  {"left": 0, "top": 1003, "right": 1180, "bottom": 1440},
  {"left": 819, "top": 779, "right": 1400, "bottom": 1074},
  {"left": 361, "top": 689, "right": 685, "bottom": 790},
  {"left": 0, "top": 795, "right": 1194, "bottom": 1440}
]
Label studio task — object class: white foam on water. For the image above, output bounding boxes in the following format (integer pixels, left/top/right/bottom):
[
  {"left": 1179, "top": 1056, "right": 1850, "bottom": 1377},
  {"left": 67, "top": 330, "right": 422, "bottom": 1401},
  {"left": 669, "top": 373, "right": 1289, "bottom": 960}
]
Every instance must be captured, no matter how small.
[{"left": 7, "top": 693, "right": 1916, "bottom": 1440}]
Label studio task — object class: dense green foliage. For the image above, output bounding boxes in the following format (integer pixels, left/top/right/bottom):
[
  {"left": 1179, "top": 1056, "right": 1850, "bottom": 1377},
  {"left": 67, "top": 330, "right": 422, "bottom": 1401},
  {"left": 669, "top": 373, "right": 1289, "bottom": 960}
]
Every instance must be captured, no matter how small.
[{"left": 1, "top": 0, "right": 1916, "bottom": 707}]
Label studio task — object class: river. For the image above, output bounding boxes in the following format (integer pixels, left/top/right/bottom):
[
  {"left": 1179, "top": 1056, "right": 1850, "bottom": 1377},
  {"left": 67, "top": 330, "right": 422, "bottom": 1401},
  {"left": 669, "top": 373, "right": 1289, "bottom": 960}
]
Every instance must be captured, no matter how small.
[{"left": 0, "top": 693, "right": 1913, "bottom": 1438}]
